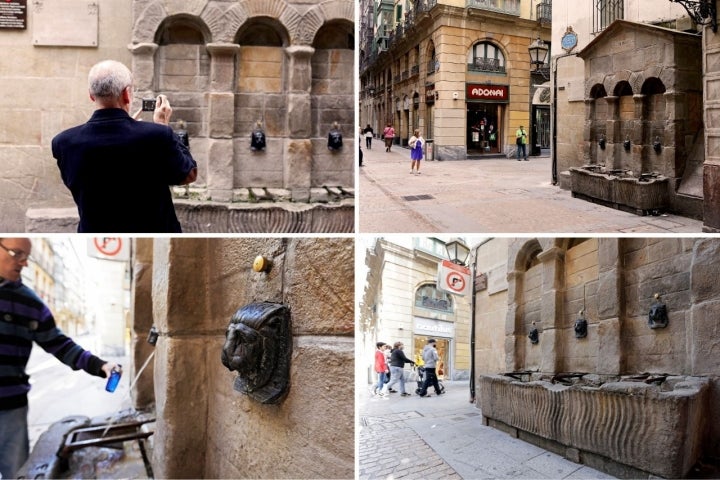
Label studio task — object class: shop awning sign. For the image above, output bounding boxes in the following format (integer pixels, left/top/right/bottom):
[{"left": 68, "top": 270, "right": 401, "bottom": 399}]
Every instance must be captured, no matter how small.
[
  {"left": 466, "top": 84, "right": 509, "bottom": 102},
  {"left": 437, "top": 259, "right": 472, "bottom": 296}
]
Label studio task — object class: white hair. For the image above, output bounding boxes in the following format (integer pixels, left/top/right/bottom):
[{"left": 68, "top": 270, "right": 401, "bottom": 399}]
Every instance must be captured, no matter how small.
[{"left": 88, "top": 60, "right": 133, "bottom": 99}]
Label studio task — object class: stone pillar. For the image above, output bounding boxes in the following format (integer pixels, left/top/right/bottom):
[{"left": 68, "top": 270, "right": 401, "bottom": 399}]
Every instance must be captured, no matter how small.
[
  {"left": 596, "top": 238, "right": 623, "bottom": 374},
  {"left": 128, "top": 43, "right": 158, "bottom": 92},
  {"left": 537, "top": 246, "right": 564, "bottom": 373},
  {"left": 605, "top": 96, "right": 622, "bottom": 170},
  {"left": 151, "top": 238, "right": 211, "bottom": 479},
  {"left": 131, "top": 238, "right": 155, "bottom": 410},
  {"left": 663, "top": 91, "right": 682, "bottom": 178},
  {"left": 284, "top": 46, "right": 315, "bottom": 202},
  {"left": 505, "top": 269, "right": 522, "bottom": 372},
  {"left": 206, "top": 43, "right": 240, "bottom": 203},
  {"left": 583, "top": 98, "right": 595, "bottom": 164},
  {"left": 633, "top": 94, "right": 647, "bottom": 174},
  {"left": 704, "top": 12, "right": 720, "bottom": 232}
]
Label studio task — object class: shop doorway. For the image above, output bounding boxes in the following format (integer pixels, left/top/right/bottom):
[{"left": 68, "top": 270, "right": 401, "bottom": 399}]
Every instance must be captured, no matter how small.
[
  {"left": 413, "top": 335, "right": 450, "bottom": 380},
  {"left": 532, "top": 105, "right": 551, "bottom": 155},
  {"left": 467, "top": 103, "right": 501, "bottom": 155}
]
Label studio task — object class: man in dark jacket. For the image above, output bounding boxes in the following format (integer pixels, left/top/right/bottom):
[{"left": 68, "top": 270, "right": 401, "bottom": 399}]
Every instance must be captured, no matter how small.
[
  {"left": 417, "top": 338, "right": 443, "bottom": 397},
  {"left": 52, "top": 60, "right": 197, "bottom": 233},
  {"left": 0, "top": 238, "right": 118, "bottom": 479},
  {"left": 379, "top": 341, "right": 415, "bottom": 396}
]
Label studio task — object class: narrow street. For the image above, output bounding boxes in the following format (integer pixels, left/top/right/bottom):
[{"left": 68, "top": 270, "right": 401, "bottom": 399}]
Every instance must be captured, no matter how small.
[
  {"left": 359, "top": 144, "right": 704, "bottom": 233},
  {"left": 358, "top": 380, "right": 614, "bottom": 479}
]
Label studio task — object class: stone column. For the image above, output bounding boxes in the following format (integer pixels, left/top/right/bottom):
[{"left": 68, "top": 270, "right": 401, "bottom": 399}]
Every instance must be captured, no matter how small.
[
  {"left": 583, "top": 98, "right": 596, "bottom": 164},
  {"left": 537, "top": 246, "right": 564, "bottom": 373},
  {"left": 505, "top": 269, "right": 523, "bottom": 372},
  {"left": 704, "top": 10, "right": 720, "bottom": 230},
  {"left": 633, "top": 94, "right": 647, "bottom": 174},
  {"left": 605, "top": 96, "right": 622, "bottom": 170},
  {"left": 151, "top": 238, "right": 211, "bottom": 479},
  {"left": 128, "top": 43, "right": 159, "bottom": 99},
  {"left": 284, "top": 46, "right": 315, "bottom": 202},
  {"left": 663, "top": 91, "right": 683, "bottom": 178},
  {"left": 206, "top": 43, "right": 240, "bottom": 203},
  {"left": 131, "top": 238, "right": 155, "bottom": 410},
  {"left": 596, "top": 238, "right": 623, "bottom": 374}
]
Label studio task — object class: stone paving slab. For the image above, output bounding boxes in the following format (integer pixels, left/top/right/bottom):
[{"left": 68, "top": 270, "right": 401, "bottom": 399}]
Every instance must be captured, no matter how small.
[
  {"left": 359, "top": 147, "right": 704, "bottom": 233},
  {"left": 358, "top": 380, "right": 615, "bottom": 480}
]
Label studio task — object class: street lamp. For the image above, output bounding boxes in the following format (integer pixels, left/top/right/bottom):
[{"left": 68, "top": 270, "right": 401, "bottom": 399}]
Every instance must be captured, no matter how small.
[
  {"left": 669, "top": 0, "right": 717, "bottom": 32},
  {"left": 445, "top": 238, "right": 470, "bottom": 266},
  {"left": 528, "top": 37, "right": 550, "bottom": 79}
]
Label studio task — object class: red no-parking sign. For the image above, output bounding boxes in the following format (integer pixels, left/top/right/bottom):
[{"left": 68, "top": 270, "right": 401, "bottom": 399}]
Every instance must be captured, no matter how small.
[
  {"left": 88, "top": 238, "right": 130, "bottom": 261},
  {"left": 437, "top": 259, "right": 471, "bottom": 296}
]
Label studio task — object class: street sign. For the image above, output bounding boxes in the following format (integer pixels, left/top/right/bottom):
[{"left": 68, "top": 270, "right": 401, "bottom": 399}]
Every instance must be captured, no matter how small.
[
  {"left": 88, "top": 238, "right": 130, "bottom": 261},
  {"left": 437, "top": 259, "right": 472, "bottom": 296}
]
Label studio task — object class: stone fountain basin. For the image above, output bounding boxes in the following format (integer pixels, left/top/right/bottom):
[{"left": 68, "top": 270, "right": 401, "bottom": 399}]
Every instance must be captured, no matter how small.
[
  {"left": 478, "top": 374, "right": 709, "bottom": 478},
  {"left": 569, "top": 166, "right": 669, "bottom": 215}
]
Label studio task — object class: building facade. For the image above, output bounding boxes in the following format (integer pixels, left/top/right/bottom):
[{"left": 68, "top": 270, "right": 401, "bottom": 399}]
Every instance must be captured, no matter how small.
[
  {"left": 0, "top": 0, "right": 354, "bottom": 232},
  {"left": 360, "top": 0, "right": 551, "bottom": 160},
  {"left": 472, "top": 237, "right": 720, "bottom": 477},
  {"left": 361, "top": 237, "right": 472, "bottom": 383}
]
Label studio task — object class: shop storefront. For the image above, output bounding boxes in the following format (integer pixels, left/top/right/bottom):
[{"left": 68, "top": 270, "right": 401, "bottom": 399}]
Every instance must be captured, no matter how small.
[
  {"left": 413, "top": 317, "right": 454, "bottom": 380},
  {"left": 466, "top": 84, "right": 508, "bottom": 155}
]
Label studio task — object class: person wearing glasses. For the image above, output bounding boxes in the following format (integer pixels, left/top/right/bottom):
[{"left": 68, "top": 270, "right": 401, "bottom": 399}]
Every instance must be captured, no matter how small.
[
  {"left": 0, "top": 238, "right": 119, "bottom": 479},
  {"left": 51, "top": 60, "right": 198, "bottom": 233}
]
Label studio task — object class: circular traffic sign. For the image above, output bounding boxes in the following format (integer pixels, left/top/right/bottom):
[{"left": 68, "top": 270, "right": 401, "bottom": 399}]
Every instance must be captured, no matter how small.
[
  {"left": 446, "top": 271, "right": 465, "bottom": 293},
  {"left": 93, "top": 237, "right": 123, "bottom": 256}
]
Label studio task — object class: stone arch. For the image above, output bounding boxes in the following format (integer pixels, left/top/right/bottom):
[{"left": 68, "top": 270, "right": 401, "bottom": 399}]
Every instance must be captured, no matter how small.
[
  {"left": 513, "top": 238, "right": 543, "bottom": 272},
  {"left": 312, "top": 19, "right": 354, "bottom": 49},
  {"left": 220, "top": 0, "right": 301, "bottom": 45},
  {"left": 235, "top": 16, "right": 289, "bottom": 46},
  {"left": 299, "top": 0, "right": 354, "bottom": 47},
  {"left": 641, "top": 77, "right": 666, "bottom": 95},
  {"left": 132, "top": 1, "right": 169, "bottom": 44},
  {"left": 613, "top": 80, "right": 633, "bottom": 97},
  {"left": 154, "top": 14, "right": 211, "bottom": 45}
]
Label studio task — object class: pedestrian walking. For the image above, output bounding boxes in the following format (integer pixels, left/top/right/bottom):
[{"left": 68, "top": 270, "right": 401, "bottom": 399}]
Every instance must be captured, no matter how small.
[
  {"left": 0, "top": 238, "right": 120, "bottom": 479},
  {"left": 409, "top": 129, "right": 425, "bottom": 175},
  {"left": 52, "top": 59, "right": 197, "bottom": 233},
  {"left": 515, "top": 125, "right": 529, "bottom": 161},
  {"left": 363, "top": 124, "right": 374, "bottom": 149},
  {"left": 380, "top": 342, "right": 415, "bottom": 397},
  {"left": 416, "top": 338, "right": 443, "bottom": 397},
  {"left": 372, "top": 342, "right": 389, "bottom": 395},
  {"left": 383, "top": 123, "right": 395, "bottom": 152}
]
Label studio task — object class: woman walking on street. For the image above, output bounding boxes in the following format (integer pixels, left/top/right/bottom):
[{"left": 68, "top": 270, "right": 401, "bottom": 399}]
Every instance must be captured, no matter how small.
[
  {"left": 363, "top": 124, "right": 374, "bottom": 149},
  {"left": 409, "top": 129, "right": 425, "bottom": 175},
  {"left": 380, "top": 342, "right": 415, "bottom": 397},
  {"left": 383, "top": 123, "right": 395, "bottom": 152}
]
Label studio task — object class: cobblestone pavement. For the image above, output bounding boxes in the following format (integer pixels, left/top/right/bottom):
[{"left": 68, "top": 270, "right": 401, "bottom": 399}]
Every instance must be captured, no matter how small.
[
  {"left": 358, "top": 380, "right": 615, "bottom": 480},
  {"left": 359, "top": 145, "right": 704, "bottom": 233}
]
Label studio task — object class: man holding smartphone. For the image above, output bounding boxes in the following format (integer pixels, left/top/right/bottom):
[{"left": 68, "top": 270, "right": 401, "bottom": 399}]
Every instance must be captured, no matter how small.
[{"left": 52, "top": 60, "right": 198, "bottom": 233}]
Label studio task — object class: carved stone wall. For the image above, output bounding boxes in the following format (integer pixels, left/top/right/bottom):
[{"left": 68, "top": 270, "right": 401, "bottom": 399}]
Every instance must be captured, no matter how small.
[{"left": 132, "top": 237, "right": 354, "bottom": 478}]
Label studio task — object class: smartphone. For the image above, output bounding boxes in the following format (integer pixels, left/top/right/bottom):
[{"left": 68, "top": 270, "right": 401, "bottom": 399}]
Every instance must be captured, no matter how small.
[{"left": 141, "top": 98, "right": 156, "bottom": 111}]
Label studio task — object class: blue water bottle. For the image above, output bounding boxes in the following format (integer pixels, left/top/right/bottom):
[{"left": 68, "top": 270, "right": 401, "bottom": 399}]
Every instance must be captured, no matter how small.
[{"left": 105, "top": 365, "right": 122, "bottom": 393}]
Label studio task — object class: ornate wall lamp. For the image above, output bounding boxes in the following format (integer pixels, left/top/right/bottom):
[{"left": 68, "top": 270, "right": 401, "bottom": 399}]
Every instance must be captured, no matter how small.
[
  {"left": 221, "top": 302, "right": 292, "bottom": 404},
  {"left": 669, "top": 0, "right": 717, "bottom": 32}
]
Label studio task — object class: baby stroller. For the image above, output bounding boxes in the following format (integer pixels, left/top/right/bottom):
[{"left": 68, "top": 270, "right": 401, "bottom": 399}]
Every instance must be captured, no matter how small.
[{"left": 414, "top": 366, "right": 445, "bottom": 395}]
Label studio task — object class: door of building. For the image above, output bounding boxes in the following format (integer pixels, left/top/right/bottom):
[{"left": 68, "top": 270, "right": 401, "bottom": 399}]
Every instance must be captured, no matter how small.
[
  {"left": 532, "top": 105, "right": 551, "bottom": 155},
  {"left": 413, "top": 335, "right": 450, "bottom": 380},
  {"left": 467, "top": 103, "right": 500, "bottom": 155}
]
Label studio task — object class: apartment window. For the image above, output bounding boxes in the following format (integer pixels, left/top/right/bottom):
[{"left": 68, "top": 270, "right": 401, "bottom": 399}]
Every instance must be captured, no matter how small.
[
  {"left": 415, "top": 284, "right": 454, "bottom": 313},
  {"left": 468, "top": 41, "right": 505, "bottom": 74},
  {"left": 594, "top": 0, "right": 623, "bottom": 33}
]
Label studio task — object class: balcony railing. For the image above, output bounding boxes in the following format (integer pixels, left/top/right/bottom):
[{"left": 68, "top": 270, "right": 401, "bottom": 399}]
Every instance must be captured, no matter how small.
[
  {"left": 537, "top": 0, "right": 551, "bottom": 25},
  {"left": 468, "top": 58, "right": 505, "bottom": 73},
  {"left": 416, "top": 0, "right": 438, "bottom": 14},
  {"left": 411, "top": 64, "right": 420, "bottom": 76},
  {"left": 466, "top": 0, "right": 520, "bottom": 16},
  {"left": 427, "top": 58, "right": 437, "bottom": 75}
]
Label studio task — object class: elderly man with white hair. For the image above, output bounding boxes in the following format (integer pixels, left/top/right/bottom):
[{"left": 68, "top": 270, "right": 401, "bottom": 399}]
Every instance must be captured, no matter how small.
[{"left": 52, "top": 60, "right": 197, "bottom": 233}]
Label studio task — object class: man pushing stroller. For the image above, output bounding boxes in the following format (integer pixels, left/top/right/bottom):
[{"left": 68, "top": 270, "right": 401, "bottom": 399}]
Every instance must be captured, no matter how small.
[{"left": 416, "top": 338, "right": 444, "bottom": 397}]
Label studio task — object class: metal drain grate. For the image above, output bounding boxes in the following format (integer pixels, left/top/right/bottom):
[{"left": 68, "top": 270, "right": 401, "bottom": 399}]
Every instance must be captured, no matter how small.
[{"left": 402, "top": 194, "right": 435, "bottom": 201}]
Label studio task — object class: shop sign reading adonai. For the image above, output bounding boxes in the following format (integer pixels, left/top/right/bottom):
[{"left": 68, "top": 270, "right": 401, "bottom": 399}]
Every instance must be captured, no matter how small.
[{"left": 466, "top": 84, "right": 509, "bottom": 102}]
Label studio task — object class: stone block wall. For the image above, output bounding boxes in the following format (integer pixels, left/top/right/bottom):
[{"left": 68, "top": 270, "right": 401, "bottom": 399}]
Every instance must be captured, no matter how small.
[{"left": 140, "top": 237, "right": 354, "bottom": 479}]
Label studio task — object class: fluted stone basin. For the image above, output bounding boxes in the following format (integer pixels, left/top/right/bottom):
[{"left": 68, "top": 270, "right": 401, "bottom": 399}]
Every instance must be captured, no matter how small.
[
  {"left": 478, "top": 374, "right": 709, "bottom": 478},
  {"left": 569, "top": 166, "right": 669, "bottom": 216}
]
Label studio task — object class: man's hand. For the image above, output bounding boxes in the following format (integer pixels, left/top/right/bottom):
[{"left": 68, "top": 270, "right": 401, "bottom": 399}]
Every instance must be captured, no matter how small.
[
  {"left": 153, "top": 94, "right": 172, "bottom": 125},
  {"left": 101, "top": 362, "right": 121, "bottom": 379}
]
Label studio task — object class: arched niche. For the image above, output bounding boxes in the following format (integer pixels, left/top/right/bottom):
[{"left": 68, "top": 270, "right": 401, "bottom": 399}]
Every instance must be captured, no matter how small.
[{"left": 312, "top": 19, "right": 353, "bottom": 49}]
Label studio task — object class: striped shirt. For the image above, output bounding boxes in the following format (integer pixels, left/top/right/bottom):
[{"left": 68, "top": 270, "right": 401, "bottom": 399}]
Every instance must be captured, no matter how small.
[{"left": 0, "top": 279, "right": 106, "bottom": 411}]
